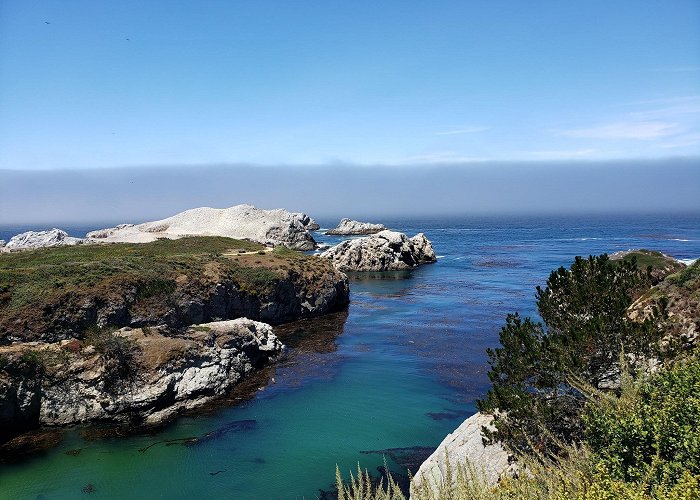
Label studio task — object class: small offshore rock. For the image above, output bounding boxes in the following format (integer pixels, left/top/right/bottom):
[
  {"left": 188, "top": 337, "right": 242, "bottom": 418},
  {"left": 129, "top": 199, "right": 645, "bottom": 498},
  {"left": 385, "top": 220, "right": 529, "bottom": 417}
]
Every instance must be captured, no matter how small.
[
  {"left": 5, "top": 229, "right": 84, "bottom": 251},
  {"left": 326, "top": 218, "right": 386, "bottom": 235},
  {"left": 320, "top": 230, "right": 436, "bottom": 271}
]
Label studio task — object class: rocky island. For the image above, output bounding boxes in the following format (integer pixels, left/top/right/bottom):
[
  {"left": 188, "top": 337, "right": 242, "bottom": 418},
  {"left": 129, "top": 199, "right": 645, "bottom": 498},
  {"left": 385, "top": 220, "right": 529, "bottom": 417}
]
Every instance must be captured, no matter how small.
[
  {"left": 320, "top": 230, "right": 436, "bottom": 271},
  {"left": 326, "top": 218, "right": 387, "bottom": 235},
  {"left": 86, "top": 204, "right": 319, "bottom": 250},
  {"left": 0, "top": 235, "right": 348, "bottom": 449}
]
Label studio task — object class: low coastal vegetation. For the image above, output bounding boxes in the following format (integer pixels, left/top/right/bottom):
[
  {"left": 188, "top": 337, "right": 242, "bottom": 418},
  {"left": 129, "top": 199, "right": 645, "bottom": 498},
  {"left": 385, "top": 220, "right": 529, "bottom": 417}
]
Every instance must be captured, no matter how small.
[
  {"left": 0, "top": 236, "right": 347, "bottom": 343},
  {"left": 336, "top": 254, "right": 700, "bottom": 499}
]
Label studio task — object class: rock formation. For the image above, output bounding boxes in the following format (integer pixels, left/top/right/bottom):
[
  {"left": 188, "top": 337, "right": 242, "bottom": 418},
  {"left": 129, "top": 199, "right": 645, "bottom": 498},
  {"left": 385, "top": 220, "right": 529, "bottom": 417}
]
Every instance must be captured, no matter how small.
[
  {"left": 4, "top": 229, "right": 84, "bottom": 251},
  {"left": 86, "top": 205, "right": 317, "bottom": 250},
  {"left": 0, "top": 319, "right": 282, "bottom": 439},
  {"left": 326, "top": 218, "right": 386, "bottom": 235},
  {"left": 411, "top": 412, "right": 513, "bottom": 496},
  {"left": 293, "top": 212, "right": 320, "bottom": 231},
  {"left": 320, "top": 230, "right": 436, "bottom": 271}
]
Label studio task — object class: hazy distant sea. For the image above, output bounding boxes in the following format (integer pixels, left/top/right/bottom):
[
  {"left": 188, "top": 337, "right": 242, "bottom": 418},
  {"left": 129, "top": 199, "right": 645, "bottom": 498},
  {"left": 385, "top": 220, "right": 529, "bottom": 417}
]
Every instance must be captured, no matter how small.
[{"left": 1, "top": 213, "right": 699, "bottom": 499}]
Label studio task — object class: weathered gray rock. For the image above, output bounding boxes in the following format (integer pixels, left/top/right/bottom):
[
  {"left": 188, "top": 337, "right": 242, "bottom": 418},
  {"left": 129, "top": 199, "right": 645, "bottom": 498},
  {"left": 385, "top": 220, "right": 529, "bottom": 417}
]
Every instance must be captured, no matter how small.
[
  {"left": 293, "top": 212, "right": 320, "bottom": 231},
  {"left": 0, "top": 240, "right": 5, "bottom": 248},
  {"left": 326, "top": 218, "right": 386, "bottom": 235},
  {"left": 320, "top": 230, "right": 436, "bottom": 271},
  {"left": 411, "top": 412, "right": 513, "bottom": 497},
  {"left": 0, "top": 319, "right": 282, "bottom": 435},
  {"left": 86, "top": 205, "right": 317, "bottom": 250},
  {"left": 4, "top": 229, "right": 83, "bottom": 251}
]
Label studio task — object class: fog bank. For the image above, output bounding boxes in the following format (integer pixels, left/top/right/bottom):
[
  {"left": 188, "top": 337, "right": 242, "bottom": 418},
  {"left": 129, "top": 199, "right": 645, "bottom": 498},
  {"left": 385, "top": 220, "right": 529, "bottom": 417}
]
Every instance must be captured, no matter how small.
[{"left": 1, "top": 159, "right": 698, "bottom": 224}]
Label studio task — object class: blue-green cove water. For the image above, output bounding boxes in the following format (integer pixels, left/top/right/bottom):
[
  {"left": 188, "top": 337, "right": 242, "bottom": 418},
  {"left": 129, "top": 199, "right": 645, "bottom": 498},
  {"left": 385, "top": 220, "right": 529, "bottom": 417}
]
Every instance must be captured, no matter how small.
[{"left": 1, "top": 214, "right": 699, "bottom": 499}]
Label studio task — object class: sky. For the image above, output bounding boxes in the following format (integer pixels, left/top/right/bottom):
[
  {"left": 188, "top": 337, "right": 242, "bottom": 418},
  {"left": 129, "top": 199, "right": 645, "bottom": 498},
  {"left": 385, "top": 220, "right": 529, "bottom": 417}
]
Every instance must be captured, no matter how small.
[{"left": 0, "top": 1, "right": 699, "bottom": 222}]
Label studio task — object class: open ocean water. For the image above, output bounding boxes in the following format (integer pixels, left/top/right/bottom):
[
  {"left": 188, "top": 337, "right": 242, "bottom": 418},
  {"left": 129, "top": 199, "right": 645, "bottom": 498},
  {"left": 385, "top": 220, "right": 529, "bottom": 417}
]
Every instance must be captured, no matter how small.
[{"left": 1, "top": 213, "right": 699, "bottom": 499}]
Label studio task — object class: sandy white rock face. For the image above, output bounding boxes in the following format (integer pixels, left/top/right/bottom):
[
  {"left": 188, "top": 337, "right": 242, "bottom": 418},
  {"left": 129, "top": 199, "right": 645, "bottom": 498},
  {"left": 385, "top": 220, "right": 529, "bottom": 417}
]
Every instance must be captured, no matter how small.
[
  {"left": 411, "top": 412, "right": 513, "bottom": 496},
  {"left": 86, "top": 205, "right": 317, "bottom": 250},
  {"left": 320, "top": 230, "right": 436, "bottom": 271},
  {"left": 4, "top": 229, "right": 84, "bottom": 250},
  {"left": 325, "top": 218, "right": 386, "bottom": 235}
]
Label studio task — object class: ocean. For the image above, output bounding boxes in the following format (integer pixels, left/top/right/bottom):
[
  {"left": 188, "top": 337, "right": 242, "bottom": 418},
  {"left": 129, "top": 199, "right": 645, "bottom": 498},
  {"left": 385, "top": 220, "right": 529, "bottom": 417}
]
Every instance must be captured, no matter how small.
[{"left": 1, "top": 214, "right": 699, "bottom": 499}]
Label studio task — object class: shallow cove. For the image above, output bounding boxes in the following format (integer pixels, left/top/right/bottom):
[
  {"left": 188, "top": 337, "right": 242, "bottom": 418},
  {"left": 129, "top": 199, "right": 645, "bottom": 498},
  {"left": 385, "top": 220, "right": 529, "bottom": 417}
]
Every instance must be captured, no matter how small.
[{"left": 0, "top": 214, "right": 699, "bottom": 499}]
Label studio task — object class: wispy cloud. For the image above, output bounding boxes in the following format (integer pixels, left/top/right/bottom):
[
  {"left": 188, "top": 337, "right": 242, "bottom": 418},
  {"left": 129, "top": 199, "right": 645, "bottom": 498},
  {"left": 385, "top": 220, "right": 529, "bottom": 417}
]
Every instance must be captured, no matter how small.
[
  {"left": 650, "top": 66, "right": 700, "bottom": 73},
  {"left": 656, "top": 133, "right": 700, "bottom": 149},
  {"left": 434, "top": 126, "right": 490, "bottom": 136},
  {"left": 625, "top": 95, "right": 700, "bottom": 106},
  {"left": 559, "top": 121, "right": 680, "bottom": 140},
  {"left": 393, "top": 151, "right": 487, "bottom": 164},
  {"left": 524, "top": 149, "right": 597, "bottom": 159}
]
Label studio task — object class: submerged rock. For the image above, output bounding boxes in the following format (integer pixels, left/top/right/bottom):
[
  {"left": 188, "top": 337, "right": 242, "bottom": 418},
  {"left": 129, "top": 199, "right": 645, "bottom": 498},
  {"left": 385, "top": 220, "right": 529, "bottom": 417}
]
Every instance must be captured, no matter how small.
[
  {"left": 411, "top": 412, "right": 513, "bottom": 496},
  {"left": 0, "top": 319, "right": 283, "bottom": 440},
  {"left": 326, "top": 218, "right": 386, "bottom": 235},
  {"left": 86, "top": 205, "right": 318, "bottom": 250},
  {"left": 320, "top": 230, "right": 436, "bottom": 271},
  {"left": 4, "top": 229, "right": 84, "bottom": 251}
]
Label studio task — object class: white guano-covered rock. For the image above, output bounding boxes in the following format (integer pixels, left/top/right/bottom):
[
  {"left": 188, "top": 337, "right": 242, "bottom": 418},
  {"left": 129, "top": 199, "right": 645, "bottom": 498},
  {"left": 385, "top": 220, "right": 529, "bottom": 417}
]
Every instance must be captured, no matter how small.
[
  {"left": 411, "top": 412, "right": 513, "bottom": 497},
  {"left": 5, "top": 229, "right": 84, "bottom": 250},
  {"left": 86, "top": 204, "right": 317, "bottom": 250},
  {"left": 320, "top": 230, "right": 436, "bottom": 271},
  {"left": 326, "top": 218, "right": 386, "bottom": 235}
]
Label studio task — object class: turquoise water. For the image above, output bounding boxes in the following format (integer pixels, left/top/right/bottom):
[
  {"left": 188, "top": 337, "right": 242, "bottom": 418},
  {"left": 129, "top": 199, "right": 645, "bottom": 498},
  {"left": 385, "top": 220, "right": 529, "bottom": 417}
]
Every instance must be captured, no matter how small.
[{"left": 1, "top": 214, "right": 699, "bottom": 499}]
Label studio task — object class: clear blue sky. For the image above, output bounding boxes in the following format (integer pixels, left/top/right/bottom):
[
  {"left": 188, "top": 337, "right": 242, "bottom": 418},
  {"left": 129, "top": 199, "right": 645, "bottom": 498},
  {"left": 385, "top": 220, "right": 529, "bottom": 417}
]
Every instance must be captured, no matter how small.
[{"left": 1, "top": 1, "right": 698, "bottom": 170}]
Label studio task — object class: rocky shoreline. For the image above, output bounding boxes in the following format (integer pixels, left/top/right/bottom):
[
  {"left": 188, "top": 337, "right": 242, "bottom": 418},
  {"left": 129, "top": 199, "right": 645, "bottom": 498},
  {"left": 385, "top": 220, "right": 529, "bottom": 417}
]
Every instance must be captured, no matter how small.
[
  {"left": 0, "top": 319, "right": 282, "bottom": 441},
  {"left": 0, "top": 209, "right": 442, "bottom": 464}
]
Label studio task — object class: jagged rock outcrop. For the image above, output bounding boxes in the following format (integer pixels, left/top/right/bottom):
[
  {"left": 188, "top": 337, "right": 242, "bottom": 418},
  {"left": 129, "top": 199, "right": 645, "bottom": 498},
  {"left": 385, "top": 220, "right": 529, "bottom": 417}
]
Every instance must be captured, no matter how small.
[
  {"left": 411, "top": 412, "right": 513, "bottom": 497},
  {"left": 0, "top": 319, "right": 282, "bottom": 441},
  {"left": 4, "top": 229, "right": 84, "bottom": 251},
  {"left": 629, "top": 259, "right": 699, "bottom": 348},
  {"left": 0, "top": 240, "right": 5, "bottom": 248},
  {"left": 293, "top": 212, "right": 320, "bottom": 231},
  {"left": 320, "top": 230, "right": 436, "bottom": 271},
  {"left": 86, "top": 205, "right": 317, "bottom": 250},
  {"left": 326, "top": 218, "right": 386, "bottom": 235}
]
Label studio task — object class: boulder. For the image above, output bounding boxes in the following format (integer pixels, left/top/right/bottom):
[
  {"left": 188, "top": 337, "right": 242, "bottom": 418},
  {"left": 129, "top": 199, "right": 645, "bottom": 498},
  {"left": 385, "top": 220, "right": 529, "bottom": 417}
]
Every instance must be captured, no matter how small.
[
  {"left": 4, "top": 229, "right": 83, "bottom": 251},
  {"left": 86, "top": 205, "right": 317, "bottom": 250},
  {"left": 320, "top": 230, "right": 436, "bottom": 271},
  {"left": 411, "top": 412, "right": 513, "bottom": 497},
  {"left": 326, "top": 218, "right": 386, "bottom": 235}
]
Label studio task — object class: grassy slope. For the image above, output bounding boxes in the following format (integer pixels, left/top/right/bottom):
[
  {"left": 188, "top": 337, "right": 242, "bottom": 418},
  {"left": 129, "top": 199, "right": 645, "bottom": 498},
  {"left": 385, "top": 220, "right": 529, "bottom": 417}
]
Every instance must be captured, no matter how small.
[{"left": 0, "top": 237, "right": 339, "bottom": 339}]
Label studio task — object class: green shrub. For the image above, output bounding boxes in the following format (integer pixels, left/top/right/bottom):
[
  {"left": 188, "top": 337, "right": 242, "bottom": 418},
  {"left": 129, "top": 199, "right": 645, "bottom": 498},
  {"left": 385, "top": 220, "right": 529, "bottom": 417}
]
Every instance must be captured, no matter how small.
[
  {"left": 478, "top": 254, "right": 660, "bottom": 455},
  {"left": 85, "top": 327, "right": 140, "bottom": 384},
  {"left": 583, "top": 353, "right": 700, "bottom": 492}
]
